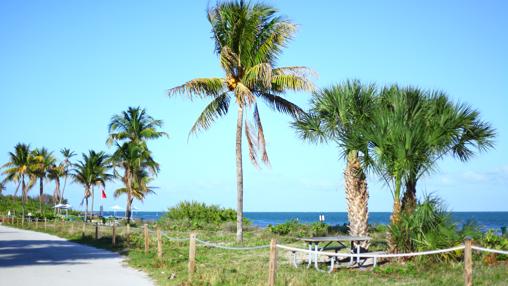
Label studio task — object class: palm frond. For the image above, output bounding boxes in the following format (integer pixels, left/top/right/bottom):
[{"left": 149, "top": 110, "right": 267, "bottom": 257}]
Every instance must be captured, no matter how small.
[
  {"left": 271, "top": 74, "right": 315, "bottom": 92},
  {"left": 259, "top": 93, "right": 305, "bottom": 119},
  {"left": 189, "top": 93, "right": 231, "bottom": 136},
  {"left": 244, "top": 120, "right": 259, "bottom": 168},
  {"left": 168, "top": 78, "right": 226, "bottom": 99}
]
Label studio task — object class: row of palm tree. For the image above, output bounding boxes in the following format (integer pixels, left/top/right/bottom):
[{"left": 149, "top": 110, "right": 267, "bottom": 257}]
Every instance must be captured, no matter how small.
[
  {"left": 1, "top": 145, "right": 75, "bottom": 220},
  {"left": 1, "top": 107, "right": 166, "bottom": 223}
]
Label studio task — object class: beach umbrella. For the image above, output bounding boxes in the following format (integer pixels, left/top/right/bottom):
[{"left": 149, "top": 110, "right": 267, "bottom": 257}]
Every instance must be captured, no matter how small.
[
  {"left": 111, "top": 205, "right": 122, "bottom": 217},
  {"left": 53, "top": 203, "right": 66, "bottom": 209}
]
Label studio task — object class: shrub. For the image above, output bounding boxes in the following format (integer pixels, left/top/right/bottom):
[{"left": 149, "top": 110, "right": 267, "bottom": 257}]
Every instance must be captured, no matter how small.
[
  {"left": 268, "top": 220, "right": 332, "bottom": 237},
  {"left": 480, "top": 230, "right": 508, "bottom": 262},
  {"left": 158, "top": 201, "right": 248, "bottom": 230},
  {"left": 388, "top": 195, "right": 461, "bottom": 261}
]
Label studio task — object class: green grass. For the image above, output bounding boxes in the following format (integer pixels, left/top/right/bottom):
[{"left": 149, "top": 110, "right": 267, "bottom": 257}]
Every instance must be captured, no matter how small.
[{"left": 4, "top": 220, "right": 508, "bottom": 286}]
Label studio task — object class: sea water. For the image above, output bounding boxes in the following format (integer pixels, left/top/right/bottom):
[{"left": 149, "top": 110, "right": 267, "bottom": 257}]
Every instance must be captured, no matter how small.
[{"left": 101, "top": 211, "right": 508, "bottom": 232}]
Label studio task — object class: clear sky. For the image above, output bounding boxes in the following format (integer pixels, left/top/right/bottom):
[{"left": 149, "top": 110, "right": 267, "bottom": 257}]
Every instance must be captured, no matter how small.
[{"left": 0, "top": 1, "right": 507, "bottom": 212}]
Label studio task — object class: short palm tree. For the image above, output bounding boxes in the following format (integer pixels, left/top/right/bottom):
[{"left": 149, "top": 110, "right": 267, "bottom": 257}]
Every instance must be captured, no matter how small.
[
  {"left": 294, "top": 81, "right": 375, "bottom": 246},
  {"left": 73, "top": 150, "right": 112, "bottom": 221},
  {"left": 110, "top": 142, "right": 159, "bottom": 223},
  {"left": 365, "top": 86, "right": 495, "bottom": 224},
  {"left": 1, "top": 143, "right": 38, "bottom": 220},
  {"left": 32, "top": 147, "right": 56, "bottom": 213},
  {"left": 168, "top": 0, "right": 314, "bottom": 241},
  {"left": 59, "top": 148, "right": 76, "bottom": 205}
]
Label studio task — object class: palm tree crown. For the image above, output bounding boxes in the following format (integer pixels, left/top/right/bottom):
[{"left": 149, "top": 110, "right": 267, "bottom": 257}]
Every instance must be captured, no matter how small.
[{"left": 107, "top": 106, "right": 168, "bottom": 146}]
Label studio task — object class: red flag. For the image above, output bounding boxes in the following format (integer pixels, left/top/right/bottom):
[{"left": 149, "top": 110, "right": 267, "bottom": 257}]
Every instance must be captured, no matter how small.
[{"left": 101, "top": 189, "right": 107, "bottom": 199}]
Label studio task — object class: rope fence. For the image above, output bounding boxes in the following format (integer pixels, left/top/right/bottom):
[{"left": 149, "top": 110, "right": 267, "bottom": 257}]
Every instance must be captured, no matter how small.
[{"left": 1, "top": 217, "right": 507, "bottom": 286}]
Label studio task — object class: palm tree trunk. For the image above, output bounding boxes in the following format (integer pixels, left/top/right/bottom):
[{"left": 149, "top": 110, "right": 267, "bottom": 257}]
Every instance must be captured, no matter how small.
[
  {"left": 388, "top": 175, "right": 403, "bottom": 252},
  {"left": 60, "top": 174, "right": 68, "bottom": 204},
  {"left": 126, "top": 172, "right": 133, "bottom": 224},
  {"left": 91, "top": 186, "right": 95, "bottom": 219},
  {"left": 236, "top": 106, "right": 244, "bottom": 243},
  {"left": 391, "top": 175, "right": 402, "bottom": 225},
  {"left": 344, "top": 150, "right": 369, "bottom": 248},
  {"left": 401, "top": 179, "right": 417, "bottom": 213},
  {"left": 39, "top": 177, "right": 43, "bottom": 214},
  {"left": 54, "top": 178, "right": 60, "bottom": 207},
  {"left": 84, "top": 186, "right": 89, "bottom": 222},
  {"left": 21, "top": 176, "right": 26, "bottom": 225}
]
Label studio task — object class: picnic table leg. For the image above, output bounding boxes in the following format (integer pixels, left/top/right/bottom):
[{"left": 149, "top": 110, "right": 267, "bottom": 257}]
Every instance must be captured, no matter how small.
[
  {"left": 314, "top": 244, "right": 320, "bottom": 271},
  {"left": 306, "top": 244, "right": 312, "bottom": 268},
  {"left": 350, "top": 242, "right": 354, "bottom": 265},
  {"left": 328, "top": 256, "right": 335, "bottom": 273},
  {"left": 356, "top": 244, "right": 361, "bottom": 264},
  {"left": 291, "top": 251, "right": 298, "bottom": 268}
]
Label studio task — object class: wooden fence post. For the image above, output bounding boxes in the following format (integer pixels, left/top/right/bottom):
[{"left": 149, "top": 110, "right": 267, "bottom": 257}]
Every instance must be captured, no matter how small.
[
  {"left": 95, "top": 223, "right": 99, "bottom": 240},
  {"left": 112, "top": 225, "right": 116, "bottom": 247},
  {"left": 188, "top": 233, "right": 197, "bottom": 281},
  {"left": 157, "top": 227, "right": 163, "bottom": 259},
  {"left": 82, "top": 222, "right": 86, "bottom": 237},
  {"left": 464, "top": 237, "right": 473, "bottom": 286},
  {"left": 44, "top": 218, "right": 47, "bottom": 231},
  {"left": 35, "top": 218, "right": 39, "bottom": 229},
  {"left": 70, "top": 221, "right": 74, "bottom": 233},
  {"left": 268, "top": 238, "right": 278, "bottom": 286},
  {"left": 144, "top": 224, "right": 149, "bottom": 254}
]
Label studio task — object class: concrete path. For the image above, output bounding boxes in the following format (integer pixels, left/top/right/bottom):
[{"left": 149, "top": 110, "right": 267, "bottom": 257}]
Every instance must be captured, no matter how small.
[{"left": 0, "top": 224, "right": 154, "bottom": 286}]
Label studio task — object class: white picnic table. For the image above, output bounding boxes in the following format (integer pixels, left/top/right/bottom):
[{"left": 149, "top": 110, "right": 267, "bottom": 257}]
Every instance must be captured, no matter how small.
[{"left": 298, "top": 235, "right": 371, "bottom": 272}]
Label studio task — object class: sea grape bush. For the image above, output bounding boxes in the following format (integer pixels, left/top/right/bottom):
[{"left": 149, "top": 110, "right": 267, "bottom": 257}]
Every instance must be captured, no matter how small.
[{"left": 158, "top": 201, "right": 248, "bottom": 230}]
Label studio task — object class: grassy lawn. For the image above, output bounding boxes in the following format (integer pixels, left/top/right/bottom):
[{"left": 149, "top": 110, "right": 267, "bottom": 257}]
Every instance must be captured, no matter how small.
[{"left": 5, "top": 220, "right": 508, "bottom": 286}]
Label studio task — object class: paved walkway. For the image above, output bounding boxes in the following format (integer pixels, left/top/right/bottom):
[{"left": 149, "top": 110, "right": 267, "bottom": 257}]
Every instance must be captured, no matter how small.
[{"left": 0, "top": 224, "right": 154, "bottom": 286}]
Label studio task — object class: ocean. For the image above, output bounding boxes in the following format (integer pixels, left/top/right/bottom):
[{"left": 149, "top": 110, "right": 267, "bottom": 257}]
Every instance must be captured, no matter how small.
[{"left": 101, "top": 211, "right": 508, "bottom": 232}]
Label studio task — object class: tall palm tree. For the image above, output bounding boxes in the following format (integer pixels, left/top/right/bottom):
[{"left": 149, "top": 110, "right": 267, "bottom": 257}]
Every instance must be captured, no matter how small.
[
  {"left": 110, "top": 142, "right": 159, "bottom": 223},
  {"left": 32, "top": 148, "right": 56, "bottom": 213},
  {"left": 294, "top": 81, "right": 375, "bottom": 246},
  {"left": 1, "top": 143, "right": 38, "bottom": 220},
  {"left": 73, "top": 151, "right": 112, "bottom": 221},
  {"left": 168, "top": 1, "right": 314, "bottom": 241},
  {"left": 59, "top": 148, "right": 76, "bottom": 205},
  {"left": 107, "top": 107, "right": 165, "bottom": 223}
]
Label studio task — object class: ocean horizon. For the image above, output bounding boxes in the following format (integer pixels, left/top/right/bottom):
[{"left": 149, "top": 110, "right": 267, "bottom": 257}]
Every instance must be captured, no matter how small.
[{"left": 100, "top": 211, "right": 508, "bottom": 232}]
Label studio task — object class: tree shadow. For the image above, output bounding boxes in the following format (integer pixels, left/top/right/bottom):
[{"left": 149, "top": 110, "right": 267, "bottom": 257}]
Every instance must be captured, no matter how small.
[{"left": 0, "top": 230, "right": 120, "bottom": 268}]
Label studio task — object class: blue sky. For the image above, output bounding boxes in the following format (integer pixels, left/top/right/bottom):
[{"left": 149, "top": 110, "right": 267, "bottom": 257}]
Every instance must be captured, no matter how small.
[{"left": 0, "top": 0, "right": 507, "bottom": 212}]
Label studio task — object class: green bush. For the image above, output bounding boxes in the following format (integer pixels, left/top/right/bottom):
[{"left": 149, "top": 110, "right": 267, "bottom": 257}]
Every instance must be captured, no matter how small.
[
  {"left": 388, "top": 195, "right": 461, "bottom": 261},
  {"left": 480, "top": 230, "right": 508, "bottom": 260},
  {"left": 267, "top": 220, "right": 332, "bottom": 237},
  {"left": 158, "top": 201, "right": 249, "bottom": 230}
]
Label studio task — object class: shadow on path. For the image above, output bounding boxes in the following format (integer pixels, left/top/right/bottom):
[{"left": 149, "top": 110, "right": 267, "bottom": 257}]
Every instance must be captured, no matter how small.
[{"left": 0, "top": 228, "right": 119, "bottom": 268}]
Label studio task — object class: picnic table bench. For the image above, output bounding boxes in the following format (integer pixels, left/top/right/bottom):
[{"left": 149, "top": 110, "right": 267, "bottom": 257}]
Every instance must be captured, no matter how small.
[{"left": 296, "top": 236, "right": 373, "bottom": 272}]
